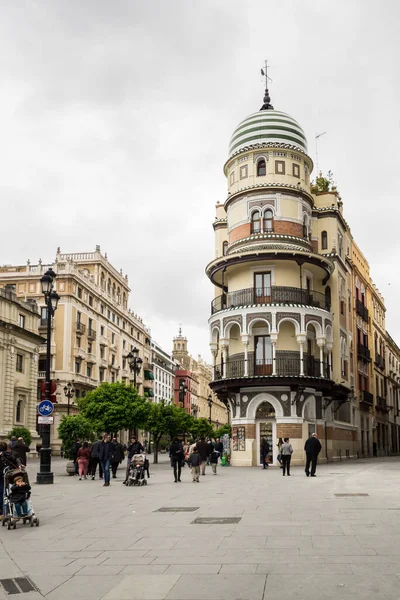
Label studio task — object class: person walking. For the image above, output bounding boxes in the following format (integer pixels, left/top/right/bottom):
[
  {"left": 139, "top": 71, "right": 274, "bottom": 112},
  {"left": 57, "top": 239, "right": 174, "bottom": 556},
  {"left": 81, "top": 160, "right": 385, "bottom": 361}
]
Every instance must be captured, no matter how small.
[
  {"left": 261, "top": 437, "right": 270, "bottom": 469},
  {"left": 14, "top": 437, "right": 30, "bottom": 466},
  {"left": 189, "top": 446, "right": 201, "bottom": 482},
  {"left": 77, "top": 442, "right": 90, "bottom": 480},
  {"left": 123, "top": 437, "right": 144, "bottom": 485},
  {"left": 100, "top": 434, "right": 113, "bottom": 487},
  {"left": 71, "top": 438, "right": 82, "bottom": 476},
  {"left": 90, "top": 435, "right": 103, "bottom": 480},
  {"left": 277, "top": 437, "right": 284, "bottom": 468},
  {"left": 210, "top": 447, "right": 219, "bottom": 475},
  {"left": 196, "top": 437, "right": 210, "bottom": 475},
  {"left": 304, "top": 432, "right": 322, "bottom": 477},
  {"left": 111, "top": 438, "right": 124, "bottom": 478},
  {"left": 280, "top": 438, "right": 293, "bottom": 476},
  {"left": 215, "top": 437, "right": 224, "bottom": 462},
  {"left": 169, "top": 438, "right": 184, "bottom": 482}
]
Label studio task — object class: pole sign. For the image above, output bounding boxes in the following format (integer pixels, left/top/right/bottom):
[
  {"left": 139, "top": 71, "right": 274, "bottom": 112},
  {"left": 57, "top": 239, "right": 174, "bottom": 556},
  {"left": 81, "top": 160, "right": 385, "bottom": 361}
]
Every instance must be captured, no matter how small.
[
  {"left": 38, "top": 400, "right": 54, "bottom": 416},
  {"left": 38, "top": 416, "right": 54, "bottom": 425},
  {"left": 40, "top": 381, "right": 57, "bottom": 402}
]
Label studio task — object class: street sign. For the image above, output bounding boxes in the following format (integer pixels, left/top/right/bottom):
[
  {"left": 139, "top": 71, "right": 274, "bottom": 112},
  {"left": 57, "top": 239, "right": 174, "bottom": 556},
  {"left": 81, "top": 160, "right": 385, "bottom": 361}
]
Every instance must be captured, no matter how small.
[
  {"left": 38, "top": 400, "right": 54, "bottom": 416},
  {"left": 38, "top": 416, "right": 54, "bottom": 425},
  {"left": 40, "top": 381, "right": 57, "bottom": 402}
]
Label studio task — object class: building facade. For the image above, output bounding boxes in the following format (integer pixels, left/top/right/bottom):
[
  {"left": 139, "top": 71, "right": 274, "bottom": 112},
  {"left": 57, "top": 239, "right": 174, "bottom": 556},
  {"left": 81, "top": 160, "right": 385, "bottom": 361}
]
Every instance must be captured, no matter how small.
[
  {"left": 0, "top": 247, "right": 152, "bottom": 451},
  {"left": 151, "top": 340, "right": 176, "bottom": 403},
  {"left": 205, "top": 83, "right": 393, "bottom": 466},
  {"left": 172, "top": 330, "right": 228, "bottom": 425},
  {"left": 0, "top": 286, "right": 44, "bottom": 442}
]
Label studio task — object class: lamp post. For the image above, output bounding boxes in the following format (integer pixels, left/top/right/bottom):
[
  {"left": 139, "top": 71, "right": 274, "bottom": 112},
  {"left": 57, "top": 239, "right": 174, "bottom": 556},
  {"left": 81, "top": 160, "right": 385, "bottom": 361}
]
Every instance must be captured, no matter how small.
[
  {"left": 37, "top": 268, "right": 60, "bottom": 485},
  {"left": 208, "top": 394, "right": 213, "bottom": 424},
  {"left": 126, "top": 347, "right": 143, "bottom": 388},
  {"left": 179, "top": 378, "right": 188, "bottom": 410},
  {"left": 63, "top": 381, "right": 75, "bottom": 416}
]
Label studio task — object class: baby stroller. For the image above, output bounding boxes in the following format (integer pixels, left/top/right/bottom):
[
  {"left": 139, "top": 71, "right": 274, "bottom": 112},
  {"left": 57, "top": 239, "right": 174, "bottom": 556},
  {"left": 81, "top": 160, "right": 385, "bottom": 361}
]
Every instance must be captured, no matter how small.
[
  {"left": 126, "top": 454, "right": 148, "bottom": 486},
  {"left": 2, "top": 467, "right": 39, "bottom": 530}
]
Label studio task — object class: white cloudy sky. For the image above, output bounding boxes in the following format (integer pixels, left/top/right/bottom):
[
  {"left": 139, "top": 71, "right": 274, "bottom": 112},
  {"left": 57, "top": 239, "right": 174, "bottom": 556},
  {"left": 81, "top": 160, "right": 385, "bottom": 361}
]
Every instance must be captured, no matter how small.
[{"left": 0, "top": 0, "right": 398, "bottom": 359}]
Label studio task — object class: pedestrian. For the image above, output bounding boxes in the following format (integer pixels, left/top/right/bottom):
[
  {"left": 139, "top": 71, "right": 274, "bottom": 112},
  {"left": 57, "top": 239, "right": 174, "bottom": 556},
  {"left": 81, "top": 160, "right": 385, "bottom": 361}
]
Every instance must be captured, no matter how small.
[
  {"left": 189, "top": 446, "right": 201, "bottom": 482},
  {"left": 123, "top": 437, "right": 144, "bottom": 485},
  {"left": 77, "top": 441, "right": 90, "bottom": 480},
  {"left": 10, "top": 436, "right": 17, "bottom": 449},
  {"left": 90, "top": 435, "right": 104, "bottom": 480},
  {"left": 304, "top": 432, "right": 322, "bottom": 477},
  {"left": 183, "top": 441, "right": 190, "bottom": 466},
  {"left": 169, "top": 438, "right": 184, "bottom": 482},
  {"left": 71, "top": 438, "right": 82, "bottom": 476},
  {"left": 215, "top": 437, "right": 224, "bottom": 462},
  {"left": 280, "top": 438, "right": 293, "bottom": 476},
  {"left": 196, "top": 437, "right": 210, "bottom": 475},
  {"left": 261, "top": 437, "right": 270, "bottom": 469},
  {"left": 210, "top": 447, "right": 219, "bottom": 475},
  {"left": 100, "top": 434, "right": 113, "bottom": 487},
  {"left": 0, "top": 441, "right": 21, "bottom": 518},
  {"left": 277, "top": 437, "right": 284, "bottom": 468},
  {"left": 110, "top": 437, "right": 124, "bottom": 478},
  {"left": 14, "top": 437, "right": 30, "bottom": 466}
]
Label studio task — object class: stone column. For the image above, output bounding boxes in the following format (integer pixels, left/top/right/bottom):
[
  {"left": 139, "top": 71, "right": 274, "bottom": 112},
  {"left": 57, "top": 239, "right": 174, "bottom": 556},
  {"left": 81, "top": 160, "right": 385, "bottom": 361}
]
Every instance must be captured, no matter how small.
[
  {"left": 296, "top": 334, "right": 306, "bottom": 376},
  {"left": 326, "top": 342, "right": 333, "bottom": 378},
  {"left": 220, "top": 339, "right": 229, "bottom": 378},
  {"left": 270, "top": 333, "right": 278, "bottom": 376},
  {"left": 241, "top": 334, "right": 249, "bottom": 376},
  {"left": 316, "top": 337, "right": 326, "bottom": 377}
]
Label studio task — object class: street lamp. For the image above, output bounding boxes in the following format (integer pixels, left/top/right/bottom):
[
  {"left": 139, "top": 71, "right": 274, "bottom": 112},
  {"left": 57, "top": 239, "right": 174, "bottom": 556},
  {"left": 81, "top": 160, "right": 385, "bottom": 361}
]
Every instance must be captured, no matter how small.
[
  {"left": 208, "top": 394, "right": 213, "bottom": 424},
  {"left": 126, "top": 348, "right": 143, "bottom": 388},
  {"left": 37, "top": 268, "right": 60, "bottom": 485},
  {"left": 63, "top": 381, "right": 75, "bottom": 416},
  {"left": 179, "top": 378, "right": 188, "bottom": 410}
]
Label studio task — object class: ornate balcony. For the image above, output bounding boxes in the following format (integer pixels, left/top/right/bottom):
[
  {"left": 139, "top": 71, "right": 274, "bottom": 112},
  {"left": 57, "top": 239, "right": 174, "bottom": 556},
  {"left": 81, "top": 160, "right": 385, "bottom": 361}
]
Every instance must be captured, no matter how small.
[
  {"left": 357, "top": 343, "right": 371, "bottom": 362},
  {"left": 213, "top": 353, "right": 330, "bottom": 381},
  {"left": 356, "top": 299, "right": 369, "bottom": 322},
  {"left": 376, "top": 396, "right": 390, "bottom": 412},
  {"left": 211, "top": 286, "right": 329, "bottom": 315},
  {"left": 374, "top": 354, "right": 386, "bottom": 370},
  {"left": 76, "top": 321, "right": 86, "bottom": 335},
  {"left": 87, "top": 328, "right": 97, "bottom": 340},
  {"left": 360, "top": 390, "right": 373, "bottom": 409}
]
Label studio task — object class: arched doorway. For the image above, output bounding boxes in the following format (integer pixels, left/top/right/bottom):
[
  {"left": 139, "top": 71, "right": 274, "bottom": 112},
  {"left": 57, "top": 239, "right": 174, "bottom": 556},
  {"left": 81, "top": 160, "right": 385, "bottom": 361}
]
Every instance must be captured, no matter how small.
[{"left": 256, "top": 401, "right": 276, "bottom": 466}]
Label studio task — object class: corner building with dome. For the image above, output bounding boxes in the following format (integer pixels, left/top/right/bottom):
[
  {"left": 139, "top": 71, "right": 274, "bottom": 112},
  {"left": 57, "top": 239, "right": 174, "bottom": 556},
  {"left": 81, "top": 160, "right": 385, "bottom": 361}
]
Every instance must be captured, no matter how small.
[{"left": 206, "top": 87, "right": 359, "bottom": 467}]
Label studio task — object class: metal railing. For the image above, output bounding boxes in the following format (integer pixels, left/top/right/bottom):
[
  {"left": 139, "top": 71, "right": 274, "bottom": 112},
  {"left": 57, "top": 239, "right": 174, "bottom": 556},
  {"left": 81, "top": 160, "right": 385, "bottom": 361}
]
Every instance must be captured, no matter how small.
[
  {"left": 376, "top": 396, "right": 389, "bottom": 411},
  {"left": 356, "top": 299, "right": 369, "bottom": 322},
  {"left": 87, "top": 328, "right": 97, "bottom": 340},
  {"left": 375, "top": 354, "right": 386, "bottom": 370},
  {"left": 211, "top": 286, "right": 329, "bottom": 314},
  {"left": 76, "top": 321, "right": 86, "bottom": 334},
  {"left": 361, "top": 390, "right": 373, "bottom": 405},
  {"left": 213, "top": 354, "right": 330, "bottom": 380},
  {"left": 357, "top": 343, "right": 371, "bottom": 362}
]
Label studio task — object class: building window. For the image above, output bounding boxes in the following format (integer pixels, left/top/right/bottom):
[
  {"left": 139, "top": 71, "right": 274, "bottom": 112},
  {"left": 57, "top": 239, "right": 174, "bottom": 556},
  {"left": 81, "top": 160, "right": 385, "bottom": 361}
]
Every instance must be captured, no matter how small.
[
  {"left": 107, "top": 310, "right": 111, "bottom": 319},
  {"left": 263, "top": 209, "right": 273, "bottom": 232},
  {"left": 75, "top": 360, "right": 81, "bottom": 374},
  {"left": 122, "top": 320, "right": 126, "bottom": 330},
  {"left": 123, "top": 340, "right": 126, "bottom": 349},
  {"left": 16, "top": 398, "right": 24, "bottom": 423},
  {"left": 275, "top": 160, "right": 285, "bottom": 174},
  {"left": 99, "top": 369, "right": 104, "bottom": 382},
  {"left": 303, "top": 214, "right": 308, "bottom": 239},
  {"left": 222, "top": 241, "right": 228, "bottom": 256},
  {"left": 112, "top": 313, "right": 115, "bottom": 323},
  {"left": 88, "top": 295, "right": 93, "bottom": 307},
  {"left": 77, "top": 311, "right": 81, "bottom": 324},
  {"left": 111, "top": 355, "right": 115, "bottom": 366},
  {"left": 256, "top": 159, "right": 266, "bottom": 176},
  {"left": 16, "top": 354, "right": 23, "bottom": 373},
  {"left": 77, "top": 287, "right": 82, "bottom": 299},
  {"left": 76, "top": 336, "right": 81, "bottom": 348},
  {"left": 251, "top": 211, "right": 261, "bottom": 234},
  {"left": 100, "top": 303, "right": 104, "bottom": 315},
  {"left": 292, "top": 163, "right": 300, "bottom": 178},
  {"left": 88, "top": 342, "right": 92, "bottom": 353},
  {"left": 321, "top": 231, "right": 328, "bottom": 250},
  {"left": 112, "top": 333, "right": 115, "bottom": 344},
  {"left": 131, "top": 327, "right": 133, "bottom": 336},
  {"left": 100, "top": 325, "right": 104, "bottom": 336},
  {"left": 137, "top": 332, "right": 141, "bottom": 341},
  {"left": 100, "top": 346, "right": 104, "bottom": 358},
  {"left": 338, "top": 233, "right": 343, "bottom": 256},
  {"left": 18, "top": 314, "right": 25, "bottom": 329},
  {"left": 240, "top": 165, "right": 248, "bottom": 179},
  {"left": 123, "top": 358, "right": 126, "bottom": 370},
  {"left": 40, "top": 306, "right": 47, "bottom": 325},
  {"left": 117, "top": 317, "right": 120, "bottom": 326},
  {"left": 86, "top": 365, "right": 92, "bottom": 378},
  {"left": 111, "top": 373, "right": 115, "bottom": 383},
  {"left": 230, "top": 172, "right": 235, "bottom": 185}
]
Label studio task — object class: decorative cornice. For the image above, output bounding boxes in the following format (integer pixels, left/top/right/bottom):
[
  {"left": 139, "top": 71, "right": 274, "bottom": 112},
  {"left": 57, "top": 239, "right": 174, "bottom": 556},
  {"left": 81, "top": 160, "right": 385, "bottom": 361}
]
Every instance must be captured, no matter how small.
[
  {"left": 225, "top": 182, "right": 314, "bottom": 210},
  {"left": 224, "top": 142, "right": 313, "bottom": 174}
]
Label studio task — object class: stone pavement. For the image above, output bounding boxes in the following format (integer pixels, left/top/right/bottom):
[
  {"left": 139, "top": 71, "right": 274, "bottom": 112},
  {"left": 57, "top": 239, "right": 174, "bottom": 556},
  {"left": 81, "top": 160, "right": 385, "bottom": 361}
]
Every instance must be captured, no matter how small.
[{"left": 2, "top": 455, "right": 400, "bottom": 599}]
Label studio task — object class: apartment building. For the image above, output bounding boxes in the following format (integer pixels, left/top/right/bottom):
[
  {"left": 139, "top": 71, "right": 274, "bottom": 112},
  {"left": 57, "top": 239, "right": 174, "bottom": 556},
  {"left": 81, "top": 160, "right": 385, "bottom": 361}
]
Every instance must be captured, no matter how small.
[{"left": 151, "top": 340, "right": 176, "bottom": 403}]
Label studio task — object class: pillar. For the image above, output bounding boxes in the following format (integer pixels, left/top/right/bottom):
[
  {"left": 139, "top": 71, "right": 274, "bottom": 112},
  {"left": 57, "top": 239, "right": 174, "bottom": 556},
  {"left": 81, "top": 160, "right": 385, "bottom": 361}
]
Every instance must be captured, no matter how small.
[
  {"left": 220, "top": 339, "right": 229, "bottom": 378},
  {"left": 270, "top": 333, "right": 278, "bottom": 376},
  {"left": 299, "top": 343, "right": 304, "bottom": 376},
  {"left": 316, "top": 338, "right": 326, "bottom": 377},
  {"left": 241, "top": 334, "right": 249, "bottom": 376}
]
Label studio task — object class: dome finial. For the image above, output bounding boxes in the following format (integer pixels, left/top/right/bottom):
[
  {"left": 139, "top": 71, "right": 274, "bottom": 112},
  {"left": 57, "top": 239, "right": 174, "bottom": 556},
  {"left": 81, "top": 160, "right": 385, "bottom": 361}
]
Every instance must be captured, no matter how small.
[{"left": 260, "top": 59, "right": 274, "bottom": 111}]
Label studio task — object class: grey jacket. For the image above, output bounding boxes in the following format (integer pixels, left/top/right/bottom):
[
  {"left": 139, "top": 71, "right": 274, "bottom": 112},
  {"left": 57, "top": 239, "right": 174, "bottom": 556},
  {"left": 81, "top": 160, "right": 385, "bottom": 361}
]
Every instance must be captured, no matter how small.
[{"left": 280, "top": 442, "right": 293, "bottom": 456}]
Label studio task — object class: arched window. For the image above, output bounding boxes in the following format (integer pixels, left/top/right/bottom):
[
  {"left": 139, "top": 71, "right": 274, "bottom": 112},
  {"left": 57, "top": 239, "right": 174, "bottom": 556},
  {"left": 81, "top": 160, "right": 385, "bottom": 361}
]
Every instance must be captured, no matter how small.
[
  {"left": 16, "top": 398, "right": 23, "bottom": 423},
  {"left": 251, "top": 211, "right": 261, "bottom": 234},
  {"left": 263, "top": 209, "right": 273, "bottom": 232},
  {"left": 257, "top": 159, "right": 266, "bottom": 177},
  {"left": 321, "top": 231, "right": 328, "bottom": 250},
  {"left": 303, "top": 215, "right": 308, "bottom": 239},
  {"left": 325, "top": 286, "right": 331, "bottom": 311},
  {"left": 222, "top": 241, "right": 228, "bottom": 256},
  {"left": 107, "top": 279, "right": 111, "bottom": 294}
]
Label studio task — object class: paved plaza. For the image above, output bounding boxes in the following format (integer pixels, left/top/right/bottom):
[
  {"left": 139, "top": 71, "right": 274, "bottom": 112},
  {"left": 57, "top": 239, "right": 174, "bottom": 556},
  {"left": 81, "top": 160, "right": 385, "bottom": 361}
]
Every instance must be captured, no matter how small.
[{"left": 1, "top": 456, "right": 400, "bottom": 599}]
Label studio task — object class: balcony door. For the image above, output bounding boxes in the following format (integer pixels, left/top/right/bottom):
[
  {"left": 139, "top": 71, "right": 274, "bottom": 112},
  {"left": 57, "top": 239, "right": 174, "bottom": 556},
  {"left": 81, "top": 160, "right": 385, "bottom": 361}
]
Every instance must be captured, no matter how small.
[
  {"left": 254, "top": 335, "right": 272, "bottom": 375},
  {"left": 254, "top": 272, "right": 271, "bottom": 304}
]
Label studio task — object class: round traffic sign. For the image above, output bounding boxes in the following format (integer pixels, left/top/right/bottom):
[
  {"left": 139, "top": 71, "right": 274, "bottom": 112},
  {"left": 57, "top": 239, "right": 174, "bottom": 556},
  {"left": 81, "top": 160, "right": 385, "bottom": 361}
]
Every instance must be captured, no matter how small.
[{"left": 38, "top": 400, "right": 54, "bottom": 416}]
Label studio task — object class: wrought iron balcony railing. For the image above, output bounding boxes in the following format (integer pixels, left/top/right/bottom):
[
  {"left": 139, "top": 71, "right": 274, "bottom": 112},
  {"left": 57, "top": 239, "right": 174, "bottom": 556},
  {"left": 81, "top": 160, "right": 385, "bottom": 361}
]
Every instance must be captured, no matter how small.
[
  {"left": 213, "top": 354, "right": 330, "bottom": 380},
  {"left": 360, "top": 390, "right": 373, "bottom": 406},
  {"left": 357, "top": 343, "right": 371, "bottom": 362},
  {"left": 375, "top": 354, "right": 386, "bottom": 370},
  {"left": 76, "top": 321, "right": 86, "bottom": 334},
  {"left": 356, "top": 299, "right": 369, "bottom": 322},
  {"left": 211, "top": 286, "right": 329, "bottom": 315}
]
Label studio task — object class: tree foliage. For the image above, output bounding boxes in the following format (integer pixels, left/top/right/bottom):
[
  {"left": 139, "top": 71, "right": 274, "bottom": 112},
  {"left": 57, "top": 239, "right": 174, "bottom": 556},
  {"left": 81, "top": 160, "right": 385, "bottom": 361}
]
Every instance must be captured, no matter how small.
[
  {"left": 77, "top": 382, "right": 149, "bottom": 434},
  {"left": 144, "top": 400, "right": 193, "bottom": 463},
  {"left": 58, "top": 414, "right": 94, "bottom": 459},
  {"left": 8, "top": 426, "right": 32, "bottom": 446},
  {"left": 213, "top": 424, "right": 232, "bottom": 438},
  {"left": 311, "top": 170, "right": 336, "bottom": 194},
  {"left": 189, "top": 417, "right": 214, "bottom": 440}
]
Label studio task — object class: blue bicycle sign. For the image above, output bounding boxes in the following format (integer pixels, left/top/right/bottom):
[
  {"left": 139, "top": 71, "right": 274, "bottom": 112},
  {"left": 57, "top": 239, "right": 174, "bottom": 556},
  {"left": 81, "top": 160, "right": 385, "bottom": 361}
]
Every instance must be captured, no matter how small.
[{"left": 38, "top": 400, "right": 54, "bottom": 416}]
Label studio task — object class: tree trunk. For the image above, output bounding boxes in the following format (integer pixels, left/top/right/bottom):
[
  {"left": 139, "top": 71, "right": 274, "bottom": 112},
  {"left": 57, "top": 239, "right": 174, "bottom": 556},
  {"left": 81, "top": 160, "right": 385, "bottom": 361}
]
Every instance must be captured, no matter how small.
[{"left": 153, "top": 435, "right": 161, "bottom": 464}]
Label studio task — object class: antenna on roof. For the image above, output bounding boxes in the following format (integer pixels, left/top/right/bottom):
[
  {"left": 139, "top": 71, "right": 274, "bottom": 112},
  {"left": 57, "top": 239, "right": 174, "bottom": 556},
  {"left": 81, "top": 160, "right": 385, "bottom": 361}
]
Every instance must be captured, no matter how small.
[
  {"left": 260, "top": 59, "right": 274, "bottom": 111},
  {"left": 315, "top": 132, "right": 327, "bottom": 175}
]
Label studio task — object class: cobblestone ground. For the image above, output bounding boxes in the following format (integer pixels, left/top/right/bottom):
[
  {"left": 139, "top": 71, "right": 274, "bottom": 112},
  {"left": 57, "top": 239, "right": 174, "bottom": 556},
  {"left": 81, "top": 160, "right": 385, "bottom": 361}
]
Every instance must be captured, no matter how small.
[{"left": 1, "top": 456, "right": 400, "bottom": 599}]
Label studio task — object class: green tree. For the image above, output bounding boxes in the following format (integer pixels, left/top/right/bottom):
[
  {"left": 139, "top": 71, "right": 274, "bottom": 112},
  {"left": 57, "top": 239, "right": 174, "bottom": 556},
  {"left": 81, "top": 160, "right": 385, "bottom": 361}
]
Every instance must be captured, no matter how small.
[
  {"left": 77, "top": 382, "right": 149, "bottom": 434},
  {"left": 144, "top": 400, "right": 193, "bottom": 463},
  {"left": 8, "top": 426, "right": 32, "bottom": 446},
  {"left": 58, "top": 414, "right": 94, "bottom": 459},
  {"left": 189, "top": 418, "right": 214, "bottom": 440},
  {"left": 213, "top": 424, "right": 232, "bottom": 438}
]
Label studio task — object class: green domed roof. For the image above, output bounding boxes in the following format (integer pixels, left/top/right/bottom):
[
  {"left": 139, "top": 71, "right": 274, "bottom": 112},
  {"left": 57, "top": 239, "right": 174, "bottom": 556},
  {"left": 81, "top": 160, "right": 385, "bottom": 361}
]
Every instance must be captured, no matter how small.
[{"left": 229, "top": 110, "right": 307, "bottom": 158}]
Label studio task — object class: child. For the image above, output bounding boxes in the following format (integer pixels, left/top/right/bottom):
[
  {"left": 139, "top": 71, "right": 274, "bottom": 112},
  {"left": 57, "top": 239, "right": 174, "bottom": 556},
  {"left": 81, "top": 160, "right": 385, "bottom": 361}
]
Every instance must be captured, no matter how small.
[
  {"left": 210, "top": 449, "right": 219, "bottom": 475},
  {"left": 10, "top": 475, "right": 31, "bottom": 518},
  {"left": 189, "top": 447, "right": 201, "bottom": 482}
]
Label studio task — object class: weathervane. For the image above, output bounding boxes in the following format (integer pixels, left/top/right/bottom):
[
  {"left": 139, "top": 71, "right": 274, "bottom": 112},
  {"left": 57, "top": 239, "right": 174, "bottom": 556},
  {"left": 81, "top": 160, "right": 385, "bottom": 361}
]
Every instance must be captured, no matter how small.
[{"left": 260, "top": 59, "right": 274, "bottom": 111}]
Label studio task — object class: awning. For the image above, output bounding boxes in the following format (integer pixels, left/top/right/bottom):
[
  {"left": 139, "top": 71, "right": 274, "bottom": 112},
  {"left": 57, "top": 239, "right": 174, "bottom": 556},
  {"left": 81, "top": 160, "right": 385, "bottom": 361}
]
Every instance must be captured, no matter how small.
[
  {"left": 144, "top": 388, "right": 154, "bottom": 398},
  {"left": 144, "top": 370, "right": 154, "bottom": 381}
]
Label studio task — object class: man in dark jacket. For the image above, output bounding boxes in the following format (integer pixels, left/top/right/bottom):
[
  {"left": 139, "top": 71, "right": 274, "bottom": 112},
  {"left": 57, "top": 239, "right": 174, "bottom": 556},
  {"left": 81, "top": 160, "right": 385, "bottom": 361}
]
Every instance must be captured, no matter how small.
[
  {"left": 99, "top": 435, "right": 113, "bottom": 487},
  {"left": 261, "top": 438, "right": 270, "bottom": 469},
  {"left": 110, "top": 438, "right": 125, "bottom": 478},
  {"left": 14, "top": 438, "right": 30, "bottom": 466},
  {"left": 90, "top": 436, "right": 103, "bottom": 480},
  {"left": 304, "top": 433, "right": 322, "bottom": 477},
  {"left": 71, "top": 438, "right": 82, "bottom": 475},
  {"left": 215, "top": 438, "right": 224, "bottom": 461},
  {"left": 169, "top": 438, "right": 184, "bottom": 482},
  {"left": 196, "top": 437, "right": 211, "bottom": 476}
]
